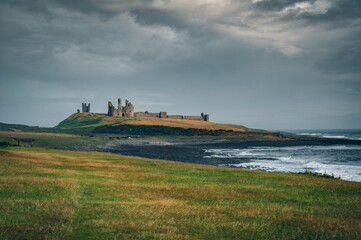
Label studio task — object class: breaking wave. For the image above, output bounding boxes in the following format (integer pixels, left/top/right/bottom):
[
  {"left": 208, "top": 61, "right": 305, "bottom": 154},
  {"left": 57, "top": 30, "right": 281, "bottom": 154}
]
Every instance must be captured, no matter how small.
[
  {"left": 297, "top": 131, "right": 361, "bottom": 141},
  {"left": 204, "top": 145, "right": 361, "bottom": 182}
]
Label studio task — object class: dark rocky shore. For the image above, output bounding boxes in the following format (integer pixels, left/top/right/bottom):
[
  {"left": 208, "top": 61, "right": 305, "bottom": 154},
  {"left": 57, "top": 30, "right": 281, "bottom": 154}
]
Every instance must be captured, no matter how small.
[{"left": 74, "top": 137, "right": 361, "bottom": 166}]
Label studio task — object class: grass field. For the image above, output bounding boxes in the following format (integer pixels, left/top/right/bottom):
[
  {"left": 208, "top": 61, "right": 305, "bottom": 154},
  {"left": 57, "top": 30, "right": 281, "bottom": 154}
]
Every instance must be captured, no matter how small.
[{"left": 0, "top": 147, "right": 360, "bottom": 239}]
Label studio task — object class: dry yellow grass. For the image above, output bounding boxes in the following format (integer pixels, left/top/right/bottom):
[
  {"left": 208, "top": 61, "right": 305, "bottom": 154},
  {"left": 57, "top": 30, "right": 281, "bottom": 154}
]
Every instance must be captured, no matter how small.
[
  {"left": 123, "top": 117, "right": 249, "bottom": 132},
  {"left": 58, "top": 113, "right": 251, "bottom": 132}
]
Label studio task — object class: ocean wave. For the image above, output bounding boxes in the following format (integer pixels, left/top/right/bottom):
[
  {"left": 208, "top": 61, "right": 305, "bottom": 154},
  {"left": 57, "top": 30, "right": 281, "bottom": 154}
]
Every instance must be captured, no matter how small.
[
  {"left": 299, "top": 133, "right": 323, "bottom": 136},
  {"left": 203, "top": 149, "right": 266, "bottom": 158},
  {"left": 224, "top": 158, "right": 361, "bottom": 182},
  {"left": 205, "top": 145, "right": 361, "bottom": 182},
  {"left": 205, "top": 146, "right": 361, "bottom": 156},
  {"left": 297, "top": 132, "right": 361, "bottom": 141}
]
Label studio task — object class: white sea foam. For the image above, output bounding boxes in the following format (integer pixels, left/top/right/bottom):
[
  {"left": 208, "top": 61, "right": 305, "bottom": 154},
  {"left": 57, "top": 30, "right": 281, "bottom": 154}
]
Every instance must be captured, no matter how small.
[
  {"left": 204, "top": 145, "right": 361, "bottom": 182},
  {"left": 297, "top": 132, "right": 361, "bottom": 141},
  {"left": 226, "top": 158, "right": 361, "bottom": 182},
  {"left": 299, "top": 133, "right": 323, "bottom": 136},
  {"left": 254, "top": 145, "right": 361, "bottom": 151},
  {"left": 204, "top": 149, "right": 265, "bottom": 158},
  {"left": 322, "top": 135, "right": 361, "bottom": 141},
  {"left": 322, "top": 135, "right": 347, "bottom": 139},
  {"left": 249, "top": 147, "right": 279, "bottom": 151}
]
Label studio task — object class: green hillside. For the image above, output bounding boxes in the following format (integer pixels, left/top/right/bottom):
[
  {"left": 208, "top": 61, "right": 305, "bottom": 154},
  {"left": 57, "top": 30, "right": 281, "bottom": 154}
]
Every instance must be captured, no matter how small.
[
  {"left": 0, "top": 122, "right": 57, "bottom": 133},
  {"left": 54, "top": 113, "right": 288, "bottom": 138}
]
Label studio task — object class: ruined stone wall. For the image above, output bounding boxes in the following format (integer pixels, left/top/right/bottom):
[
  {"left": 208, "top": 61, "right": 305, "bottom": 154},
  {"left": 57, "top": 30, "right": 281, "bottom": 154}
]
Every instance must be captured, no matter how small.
[
  {"left": 167, "top": 115, "right": 183, "bottom": 119},
  {"left": 113, "top": 109, "right": 122, "bottom": 117},
  {"left": 183, "top": 116, "right": 203, "bottom": 120},
  {"left": 160, "top": 112, "right": 167, "bottom": 118},
  {"left": 134, "top": 112, "right": 146, "bottom": 117},
  {"left": 135, "top": 112, "right": 160, "bottom": 118}
]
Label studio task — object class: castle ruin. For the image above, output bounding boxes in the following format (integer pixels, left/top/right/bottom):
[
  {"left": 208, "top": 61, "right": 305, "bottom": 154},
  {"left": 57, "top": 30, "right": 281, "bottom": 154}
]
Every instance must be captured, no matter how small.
[
  {"left": 107, "top": 98, "right": 209, "bottom": 121},
  {"left": 108, "top": 98, "right": 134, "bottom": 118},
  {"left": 78, "top": 98, "right": 209, "bottom": 121}
]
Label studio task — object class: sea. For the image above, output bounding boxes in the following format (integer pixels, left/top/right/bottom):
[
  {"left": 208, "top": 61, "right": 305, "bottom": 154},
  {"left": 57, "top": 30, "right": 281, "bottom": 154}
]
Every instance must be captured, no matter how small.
[
  {"left": 205, "top": 129, "right": 361, "bottom": 182},
  {"left": 86, "top": 129, "right": 361, "bottom": 183}
]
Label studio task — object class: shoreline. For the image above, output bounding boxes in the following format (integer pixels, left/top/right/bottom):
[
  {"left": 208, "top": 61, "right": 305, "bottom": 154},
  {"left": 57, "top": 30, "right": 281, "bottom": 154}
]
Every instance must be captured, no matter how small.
[
  {"left": 72, "top": 137, "right": 361, "bottom": 182},
  {"left": 2, "top": 129, "right": 360, "bottom": 182}
]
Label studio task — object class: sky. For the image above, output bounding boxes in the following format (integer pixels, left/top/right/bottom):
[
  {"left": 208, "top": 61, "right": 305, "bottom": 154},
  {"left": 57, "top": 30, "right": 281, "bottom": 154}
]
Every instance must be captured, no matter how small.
[{"left": 0, "top": 0, "right": 360, "bottom": 130}]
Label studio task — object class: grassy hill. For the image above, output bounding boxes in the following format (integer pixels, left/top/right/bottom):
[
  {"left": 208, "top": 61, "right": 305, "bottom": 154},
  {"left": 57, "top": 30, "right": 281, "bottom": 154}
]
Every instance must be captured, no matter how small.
[
  {"left": 0, "top": 113, "right": 288, "bottom": 139},
  {"left": 0, "top": 146, "right": 360, "bottom": 239},
  {"left": 55, "top": 113, "right": 288, "bottom": 138},
  {"left": 56, "top": 113, "right": 250, "bottom": 131}
]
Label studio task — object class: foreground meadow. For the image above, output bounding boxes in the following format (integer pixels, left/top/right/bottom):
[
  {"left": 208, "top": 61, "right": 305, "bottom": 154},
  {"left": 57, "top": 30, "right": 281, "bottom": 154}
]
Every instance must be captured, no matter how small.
[{"left": 0, "top": 147, "right": 360, "bottom": 239}]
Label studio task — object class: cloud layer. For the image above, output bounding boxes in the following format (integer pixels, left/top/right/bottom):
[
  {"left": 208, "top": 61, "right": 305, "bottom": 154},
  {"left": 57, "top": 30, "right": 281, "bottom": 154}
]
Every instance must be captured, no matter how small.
[{"left": 0, "top": 0, "right": 360, "bottom": 129}]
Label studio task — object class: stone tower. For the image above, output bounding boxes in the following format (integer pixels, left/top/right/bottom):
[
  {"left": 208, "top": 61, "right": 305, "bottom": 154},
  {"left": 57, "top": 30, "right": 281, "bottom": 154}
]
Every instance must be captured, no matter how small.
[
  {"left": 123, "top": 99, "right": 134, "bottom": 117},
  {"left": 82, "top": 103, "right": 90, "bottom": 113},
  {"left": 108, "top": 101, "right": 114, "bottom": 116},
  {"left": 118, "top": 98, "right": 121, "bottom": 111}
]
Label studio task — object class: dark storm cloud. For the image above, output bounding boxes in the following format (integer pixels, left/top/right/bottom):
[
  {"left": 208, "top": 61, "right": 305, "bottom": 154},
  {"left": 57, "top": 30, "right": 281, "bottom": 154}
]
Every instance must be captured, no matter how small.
[
  {"left": 55, "top": 0, "right": 156, "bottom": 13},
  {"left": 0, "top": 0, "right": 360, "bottom": 129},
  {"left": 253, "top": 0, "right": 310, "bottom": 12},
  {"left": 0, "top": 0, "right": 155, "bottom": 16},
  {"left": 130, "top": 8, "right": 186, "bottom": 30},
  {"left": 0, "top": 1, "right": 184, "bottom": 83}
]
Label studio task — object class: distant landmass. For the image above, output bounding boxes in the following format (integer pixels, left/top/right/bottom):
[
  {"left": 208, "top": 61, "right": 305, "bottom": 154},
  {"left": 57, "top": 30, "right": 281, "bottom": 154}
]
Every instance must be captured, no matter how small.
[
  {"left": 0, "top": 113, "right": 288, "bottom": 139},
  {"left": 0, "top": 97, "right": 292, "bottom": 147},
  {"left": 1, "top": 112, "right": 285, "bottom": 139}
]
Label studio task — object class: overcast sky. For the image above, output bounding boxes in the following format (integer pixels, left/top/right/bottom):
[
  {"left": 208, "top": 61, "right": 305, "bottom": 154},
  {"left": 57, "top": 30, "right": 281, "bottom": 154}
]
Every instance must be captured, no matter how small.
[{"left": 1, "top": 0, "right": 360, "bottom": 130}]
